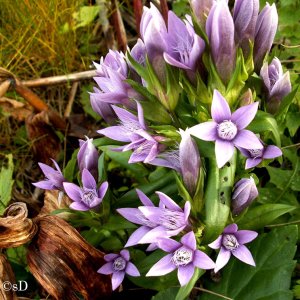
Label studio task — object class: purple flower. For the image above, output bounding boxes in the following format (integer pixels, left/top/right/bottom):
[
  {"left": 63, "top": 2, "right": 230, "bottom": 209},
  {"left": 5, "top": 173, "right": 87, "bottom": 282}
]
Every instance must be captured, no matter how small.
[
  {"left": 63, "top": 169, "right": 108, "bottom": 211},
  {"left": 206, "top": 1, "right": 236, "bottom": 84},
  {"left": 232, "top": 177, "right": 258, "bottom": 215},
  {"left": 191, "top": 0, "right": 214, "bottom": 28},
  {"left": 239, "top": 143, "right": 282, "bottom": 169},
  {"left": 90, "top": 50, "right": 139, "bottom": 120},
  {"left": 189, "top": 90, "right": 262, "bottom": 168},
  {"left": 233, "top": 0, "right": 259, "bottom": 57},
  {"left": 208, "top": 224, "right": 257, "bottom": 272},
  {"left": 98, "top": 103, "right": 163, "bottom": 164},
  {"left": 33, "top": 159, "right": 65, "bottom": 191},
  {"left": 254, "top": 3, "right": 278, "bottom": 70},
  {"left": 130, "top": 38, "right": 147, "bottom": 67},
  {"left": 77, "top": 137, "right": 98, "bottom": 179},
  {"left": 117, "top": 190, "right": 191, "bottom": 246},
  {"left": 163, "top": 11, "right": 205, "bottom": 79},
  {"left": 178, "top": 129, "right": 200, "bottom": 195},
  {"left": 97, "top": 249, "right": 140, "bottom": 291},
  {"left": 260, "top": 57, "right": 291, "bottom": 114},
  {"left": 146, "top": 231, "right": 215, "bottom": 286},
  {"left": 140, "top": 3, "right": 167, "bottom": 70}
]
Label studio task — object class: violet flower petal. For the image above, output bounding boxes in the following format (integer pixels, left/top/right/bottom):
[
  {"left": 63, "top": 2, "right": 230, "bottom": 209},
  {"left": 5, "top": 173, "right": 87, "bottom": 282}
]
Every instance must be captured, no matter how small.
[
  {"left": 156, "top": 191, "right": 181, "bottom": 211},
  {"left": 32, "top": 180, "right": 54, "bottom": 190},
  {"left": 104, "top": 253, "right": 120, "bottom": 262},
  {"left": 136, "top": 189, "right": 154, "bottom": 207},
  {"left": 112, "top": 271, "right": 125, "bottom": 291},
  {"left": 188, "top": 122, "right": 218, "bottom": 141},
  {"left": 178, "top": 264, "right": 195, "bottom": 286},
  {"left": 224, "top": 223, "right": 238, "bottom": 233},
  {"left": 97, "top": 126, "right": 131, "bottom": 142},
  {"left": 215, "top": 140, "right": 235, "bottom": 168},
  {"left": 235, "top": 230, "right": 258, "bottom": 244},
  {"left": 231, "top": 102, "right": 259, "bottom": 130},
  {"left": 193, "top": 250, "right": 216, "bottom": 269},
  {"left": 232, "top": 244, "right": 256, "bottom": 266},
  {"left": 157, "top": 238, "right": 181, "bottom": 252},
  {"left": 246, "top": 157, "right": 262, "bottom": 169},
  {"left": 98, "top": 182, "right": 109, "bottom": 199},
  {"left": 181, "top": 231, "right": 196, "bottom": 251},
  {"left": 211, "top": 90, "right": 231, "bottom": 123},
  {"left": 215, "top": 247, "right": 231, "bottom": 272},
  {"left": 126, "top": 262, "right": 140, "bottom": 277},
  {"left": 63, "top": 183, "right": 82, "bottom": 202},
  {"left": 97, "top": 262, "right": 113, "bottom": 274},
  {"left": 208, "top": 236, "right": 222, "bottom": 249},
  {"left": 82, "top": 169, "right": 96, "bottom": 189},
  {"left": 125, "top": 226, "right": 151, "bottom": 247},
  {"left": 117, "top": 208, "right": 146, "bottom": 225},
  {"left": 263, "top": 145, "right": 282, "bottom": 159},
  {"left": 233, "top": 130, "right": 263, "bottom": 149},
  {"left": 69, "top": 202, "right": 89, "bottom": 211},
  {"left": 146, "top": 254, "right": 176, "bottom": 276}
]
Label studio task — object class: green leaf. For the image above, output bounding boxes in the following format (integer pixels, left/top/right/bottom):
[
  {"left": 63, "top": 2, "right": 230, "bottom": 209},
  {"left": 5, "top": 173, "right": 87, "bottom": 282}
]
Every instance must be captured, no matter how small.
[
  {"left": 101, "top": 215, "right": 137, "bottom": 231},
  {"left": 0, "top": 154, "right": 14, "bottom": 214},
  {"left": 286, "top": 111, "right": 300, "bottom": 136},
  {"left": 237, "top": 204, "right": 296, "bottom": 230},
  {"left": 63, "top": 149, "right": 78, "bottom": 181},
  {"left": 201, "top": 226, "right": 297, "bottom": 300},
  {"left": 248, "top": 110, "right": 281, "bottom": 146},
  {"left": 73, "top": 6, "right": 101, "bottom": 29},
  {"left": 175, "top": 268, "right": 205, "bottom": 300},
  {"left": 99, "top": 145, "right": 149, "bottom": 182},
  {"left": 152, "top": 287, "right": 180, "bottom": 300},
  {"left": 275, "top": 85, "right": 299, "bottom": 118},
  {"left": 266, "top": 165, "right": 300, "bottom": 192}
]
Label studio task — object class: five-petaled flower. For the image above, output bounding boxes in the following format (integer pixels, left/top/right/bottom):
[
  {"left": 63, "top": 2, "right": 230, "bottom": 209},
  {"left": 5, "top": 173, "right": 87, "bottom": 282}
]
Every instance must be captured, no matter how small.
[
  {"left": 189, "top": 89, "right": 262, "bottom": 168},
  {"left": 117, "top": 190, "right": 191, "bottom": 248},
  {"left": 33, "top": 159, "right": 66, "bottom": 191},
  {"left": 63, "top": 168, "right": 108, "bottom": 211},
  {"left": 97, "top": 249, "right": 140, "bottom": 291},
  {"left": 98, "top": 102, "right": 164, "bottom": 164},
  {"left": 239, "top": 143, "right": 282, "bottom": 169},
  {"left": 147, "top": 231, "right": 215, "bottom": 286},
  {"left": 208, "top": 224, "right": 258, "bottom": 272}
]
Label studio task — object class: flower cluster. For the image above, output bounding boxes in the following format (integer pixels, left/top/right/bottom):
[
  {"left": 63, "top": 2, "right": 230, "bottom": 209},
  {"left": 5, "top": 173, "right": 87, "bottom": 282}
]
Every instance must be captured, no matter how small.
[{"left": 31, "top": 0, "right": 292, "bottom": 294}]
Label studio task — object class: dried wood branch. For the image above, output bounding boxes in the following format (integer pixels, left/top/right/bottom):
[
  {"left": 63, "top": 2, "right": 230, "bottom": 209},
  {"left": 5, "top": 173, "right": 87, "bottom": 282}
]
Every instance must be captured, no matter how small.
[{"left": 0, "top": 254, "right": 18, "bottom": 300}]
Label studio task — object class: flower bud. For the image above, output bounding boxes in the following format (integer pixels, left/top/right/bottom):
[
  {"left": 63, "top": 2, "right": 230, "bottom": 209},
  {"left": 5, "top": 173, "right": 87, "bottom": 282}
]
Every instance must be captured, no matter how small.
[
  {"left": 190, "top": 0, "right": 214, "bottom": 28},
  {"left": 206, "top": 1, "right": 236, "bottom": 84},
  {"left": 260, "top": 57, "right": 291, "bottom": 114},
  {"left": 254, "top": 3, "right": 278, "bottom": 71},
  {"left": 233, "top": 0, "right": 259, "bottom": 57},
  {"left": 232, "top": 177, "right": 258, "bottom": 215},
  {"left": 179, "top": 129, "right": 200, "bottom": 195},
  {"left": 239, "top": 88, "right": 254, "bottom": 107},
  {"left": 77, "top": 137, "right": 98, "bottom": 180},
  {"left": 140, "top": 3, "right": 167, "bottom": 79}
]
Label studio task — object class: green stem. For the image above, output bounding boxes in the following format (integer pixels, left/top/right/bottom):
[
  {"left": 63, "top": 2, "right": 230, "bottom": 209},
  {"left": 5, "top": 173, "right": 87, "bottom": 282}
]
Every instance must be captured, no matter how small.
[{"left": 203, "top": 151, "right": 237, "bottom": 243}]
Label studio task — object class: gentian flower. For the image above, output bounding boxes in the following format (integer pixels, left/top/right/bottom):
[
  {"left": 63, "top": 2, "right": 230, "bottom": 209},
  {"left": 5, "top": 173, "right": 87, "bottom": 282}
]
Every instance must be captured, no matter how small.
[
  {"left": 206, "top": 0, "right": 236, "bottom": 84},
  {"left": 33, "top": 159, "right": 65, "bottom": 191},
  {"left": 208, "top": 224, "right": 257, "bottom": 272},
  {"left": 260, "top": 57, "right": 291, "bottom": 114},
  {"left": 117, "top": 189, "right": 158, "bottom": 248},
  {"left": 233, "top": 0, "right": 259, "bottom": 57},
  {"left": 254, "top": 3, "right": 278, "bottom": 70},
  {"left": 163, "top": 11, "right": 205, "bottom": 80},
  {"left": 231, "top": 177, "right": 258, "bottom": 215},
  {"left": 147, "top": 231, "right": 215, "bottom": 286},
  {"left": 178, "top": 129, "right": 200, "bottom": 195},
  {"left": 98, "top": 103, "right": 164, "bottom": 164},
  {"left": 97, "top": 249, "right": 140, "bottom": 291},
  {"left": 239, "top": 143, "right": 282, "bottom": 169},
  {"left": 77, "top": 137, "right": 98, "bottom": 179},
  {"left": 191, "top": 0, "right": 214, "bottom": 28},
  {"left": 140, "top": 3, "right": 168, "bottom": 76},
  {"left": 117, "top": 190, "right": 191, "bottom": 246},
  {"left": 189, "top": 90, "right": 262, "bottom": 168},
  {"left": 90, "top": 50, "right": 139, "bottom": 121},
  {"left": 63, "top": 169, "right": 108, "bottom": 211}
]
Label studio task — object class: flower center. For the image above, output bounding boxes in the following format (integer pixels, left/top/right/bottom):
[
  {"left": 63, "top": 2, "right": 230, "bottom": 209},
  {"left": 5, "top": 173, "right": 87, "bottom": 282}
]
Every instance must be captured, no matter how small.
[
  {"left": 82, "top": 189, "right": 97, "bottom": 205},
  {"left": 222, "top": 234, "right": 239, "bottom": 251},
  {"left": 113, "top": 257, "right": 126, "bottom": 271},
  {"left": 160, "top": 209, "right": 186, "bottom": 231},
  {"left": 172, "top": 247, "right": 193, "bottom": 266},
  {"left": 248, "top": 148, "right": 263, "bottom": 158},
  {"left": 217, "top": 121, "right": 238, "bottom": 141}
]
